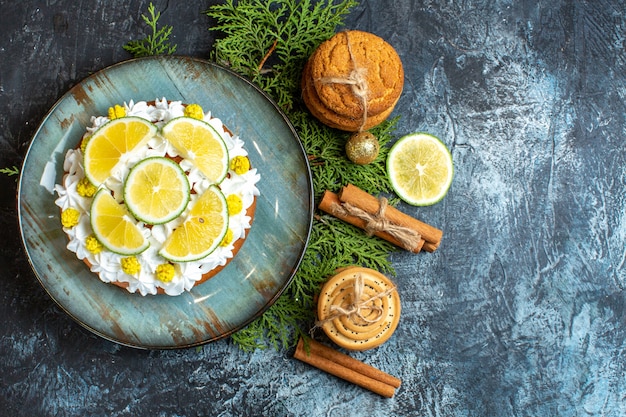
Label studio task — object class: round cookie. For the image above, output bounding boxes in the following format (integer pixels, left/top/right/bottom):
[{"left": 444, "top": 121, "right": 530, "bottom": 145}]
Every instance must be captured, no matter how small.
[
  {"left": 301, "top": 60, "right": 396, "bottom": 131},
  {"left": 303, "top": 30, "right": 404, "bottom": 131},
  {"left": 317, "top": 266, "right": 401, "bottom": 350}
]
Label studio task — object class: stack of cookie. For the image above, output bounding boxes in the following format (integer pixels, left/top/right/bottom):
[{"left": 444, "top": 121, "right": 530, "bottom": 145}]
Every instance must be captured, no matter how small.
[
  {"left": 301, "top": 30, "right": 404, "bottom": 132},
  {"left": 316, "top": 266, "right": 401, "bottom": 351}
]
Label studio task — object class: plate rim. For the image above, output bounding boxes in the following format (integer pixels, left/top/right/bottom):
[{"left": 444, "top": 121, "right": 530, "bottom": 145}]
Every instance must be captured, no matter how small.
[{"left": 17, "top": 55, "right": 314, "bottom": 349}]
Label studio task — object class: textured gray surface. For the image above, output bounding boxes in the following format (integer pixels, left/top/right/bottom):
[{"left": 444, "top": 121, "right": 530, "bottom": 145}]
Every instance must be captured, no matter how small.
[{"left": 1, "top": 1, "right": 625, "bottom": 416}]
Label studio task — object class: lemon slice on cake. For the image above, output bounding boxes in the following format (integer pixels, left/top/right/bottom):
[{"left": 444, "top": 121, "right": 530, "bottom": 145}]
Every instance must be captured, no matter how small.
[
  {"left": 83, "top": 117, "right": 158, "bottom": 186},
  {"left": 90, "top": 189, "right": 149, "bottom": 255},
  {"left": 123, "top": 157, "right": 190, "bottom": 225},
  {"left": 159, "top": 185, "right": 229, "bottom": 262},
  {"left": 386, "top": 133, "right": 454, "bottom": 206},
  {"left": 162, "top": 117, "right": 229, "bottom": 184}
]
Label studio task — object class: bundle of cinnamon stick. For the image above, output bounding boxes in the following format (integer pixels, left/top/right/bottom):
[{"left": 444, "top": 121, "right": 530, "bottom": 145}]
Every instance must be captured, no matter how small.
[
  {"left": 294, "top": 337, "right": 401, "bottom": 397},
  {"left": 318, "top": 184, "right": 443, "bottom": 253}
]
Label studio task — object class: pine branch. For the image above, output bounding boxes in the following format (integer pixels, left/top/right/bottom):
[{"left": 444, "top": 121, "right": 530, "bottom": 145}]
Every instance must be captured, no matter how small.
[
  {"left": 0, "top": 166, "right": 19, "bottom": 177},
  {"left": 231, "top": 216, "right": 396, "bottom": 351},
  {"left": 124, "top": 2, "right": 177, "bottom": 58},
  {"left": 207, "top": 0, "right": 357, "bottom": 111},
  {"left": 293, "top": 110, "right": 399, "bottom": 199},
  {"left": 208, "top": 0, "right": 403, "bottom": 351}
]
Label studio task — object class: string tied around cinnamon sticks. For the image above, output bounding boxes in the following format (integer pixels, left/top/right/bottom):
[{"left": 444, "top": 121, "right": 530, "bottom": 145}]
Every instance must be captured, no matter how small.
[
  {"left": 317, "top": 31, "right": 369, "bottom": 132},
  {"left": 318, "top": 184, "right": 444, "bottom": 253},
  {"left": 331, "top": 197, "right": 422, "bottom": 252},
  {"left": 314, "top": 273, "right": 397, "bottom": 329}
]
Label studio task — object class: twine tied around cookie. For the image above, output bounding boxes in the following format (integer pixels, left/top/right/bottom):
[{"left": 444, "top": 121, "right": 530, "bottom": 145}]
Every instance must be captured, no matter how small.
[
  {"left": 317, "top": 31, "right": 369, "bottom": 131},
  {"left": 330, "top": 198, "right": 422, "bottom": 252},
  {"left": 315, "top": 273, "right": 397, "bottom": 328}
]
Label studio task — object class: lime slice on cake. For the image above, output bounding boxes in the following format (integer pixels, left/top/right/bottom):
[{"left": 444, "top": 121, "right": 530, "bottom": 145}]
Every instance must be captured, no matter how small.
[
  {"left": 386, "top": 132, "right": 453, "bottom": 206},
  {"left": 83, "top": 117, "right": 158, "bottom": 186},
  {"left": 90, "top": 189, "right": 149, "bottom": 255},
  {"left": 159, "top": 185, "right": 229, "bottom": 262},
  {"left": 123, "top": 157, "right": 190, "bottom": 225},
  {"left": 162, "top": 117, "right": 229, "bottom": 184}
]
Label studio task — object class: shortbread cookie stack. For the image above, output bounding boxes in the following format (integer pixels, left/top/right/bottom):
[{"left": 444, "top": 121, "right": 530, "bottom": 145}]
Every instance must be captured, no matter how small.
[
  {"left": 316, "top": 266, "right": 401, "bottom": 351},
  {"left": 301, "top": 30, "right": 404, "bottom": 132}
]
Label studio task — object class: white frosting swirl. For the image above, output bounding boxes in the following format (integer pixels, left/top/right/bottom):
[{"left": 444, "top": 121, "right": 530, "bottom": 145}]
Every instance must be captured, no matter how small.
[{"left": 54, "top": 98, "right": 260, "bottom": 296}]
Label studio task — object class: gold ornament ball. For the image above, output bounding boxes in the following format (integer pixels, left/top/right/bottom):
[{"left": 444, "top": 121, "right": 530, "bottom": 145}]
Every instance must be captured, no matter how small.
[{"left": 345, "top": 132, "right": 380, "bottom": 165}]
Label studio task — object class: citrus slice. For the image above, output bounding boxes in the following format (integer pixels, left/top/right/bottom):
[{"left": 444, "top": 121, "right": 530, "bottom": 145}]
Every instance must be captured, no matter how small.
[
  {"left": 123, "top": 157, "right": 190, "bottom": 225},
  {"left": 90, "top": 189, "right": 149, "bottom": 255},
  {"left": 159, "top": 185, "right": 229, "bottom": 262},
  {"left": 386, "top": 132, "right": 453, "bottom": 206},
  {"left": 161, "top": 117, "right": 229, "bottom": 184},
  {"left": 83, "top": 117, "right": 158, "bottom": 186}
]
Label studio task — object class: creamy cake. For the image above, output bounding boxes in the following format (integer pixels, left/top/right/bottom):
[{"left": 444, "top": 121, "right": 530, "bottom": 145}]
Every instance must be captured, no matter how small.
[{"left": 54, "top": 98, "right": 260, "bottom": 296}]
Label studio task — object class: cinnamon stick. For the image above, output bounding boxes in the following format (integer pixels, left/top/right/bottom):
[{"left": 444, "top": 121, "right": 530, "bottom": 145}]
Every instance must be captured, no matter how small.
[
  {"left": 338, "top": 184, "right": 443, "bottom": 251},
  {"left": 294, "top": 337, "right": 400, "bottom": 397},
  {"left": 421, "top": 240, "right": 439, "bottom": 253},
  {"left": 307, "top": 337, "right": 401, "bottom": 388},
  {"left": 318, "top": 190, "right": 426, "bottom": 253}
]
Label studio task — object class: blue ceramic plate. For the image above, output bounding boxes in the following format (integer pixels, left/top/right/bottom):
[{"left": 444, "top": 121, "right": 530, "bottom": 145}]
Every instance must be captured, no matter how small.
[{"left": 18, "top": 56, "right": 313, "bottom": 349}]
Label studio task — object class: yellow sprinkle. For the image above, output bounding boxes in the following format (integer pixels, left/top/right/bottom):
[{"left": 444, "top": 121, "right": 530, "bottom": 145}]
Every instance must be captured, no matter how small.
[
  {"left": 61, "top": 208, "right": 80, "bottom": 228},
  {"left": 107, "top": 104, "right": 126, "bottom": 120},
  {"left": 226, "top": 194, "right": 243, "bottom": 215},
  {"left": 183, "top": 104, "right": 204, "bottom": 120},
  {"left": 76, "top": 177, "right": 97, "bottom": 198},
  {"left": 220, "top": 228, "right": 234, "bottom": 247},
  {"left": 155, "top": 263, "right": 175, "bottom": 283},
  {"left": 121, "top": 256, "right": 141, "bottom": 275},
  {"left": 80, "top": 136, "right": 90, "bottom": 153},
  {"left": 230, "top": 155, "right": 250, "bottom": 175},
  {"left": 85, "top": 235, "right": 103, "bottom": 254}
]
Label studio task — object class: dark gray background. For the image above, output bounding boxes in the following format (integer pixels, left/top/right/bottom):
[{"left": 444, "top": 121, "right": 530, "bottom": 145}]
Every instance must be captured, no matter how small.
[{"left": 1, "top": 1, "right": 625, "bottom": 416}]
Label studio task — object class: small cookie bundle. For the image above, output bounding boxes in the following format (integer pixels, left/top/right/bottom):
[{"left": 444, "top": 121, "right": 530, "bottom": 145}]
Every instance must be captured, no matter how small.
[
  {"left": 316, "top": 266, "right": 401, "bottom": 351},
  {"left": 302, "top": 30, "right": 404, "bottom": 132}
]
